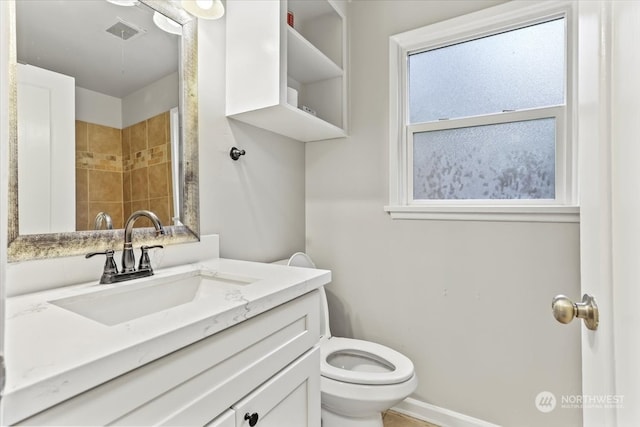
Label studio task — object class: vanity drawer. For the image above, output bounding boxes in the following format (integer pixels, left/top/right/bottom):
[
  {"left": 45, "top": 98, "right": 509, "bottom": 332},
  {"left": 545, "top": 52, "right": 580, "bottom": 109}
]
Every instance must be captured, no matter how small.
[{"left": 17, "top": 290, "right": 320, "bottom": 426}]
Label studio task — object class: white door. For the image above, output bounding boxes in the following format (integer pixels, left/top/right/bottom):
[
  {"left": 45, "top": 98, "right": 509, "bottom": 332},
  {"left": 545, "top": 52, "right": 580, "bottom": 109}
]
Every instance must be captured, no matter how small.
[
  {"left": 608, "top": 1, "right": 640, "bottom": 425},
  {"left": 16, "top": 64, "right": 75, "bottom": 234},
  {"left": 578, "top": 1, "right": 639, "bottom": 426}
]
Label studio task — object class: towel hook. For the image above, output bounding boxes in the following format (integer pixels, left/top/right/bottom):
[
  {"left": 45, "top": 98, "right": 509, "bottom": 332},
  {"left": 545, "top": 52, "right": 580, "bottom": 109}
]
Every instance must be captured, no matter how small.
[{"left": 230, "top": 147, "right": 246, "bottom": 161}]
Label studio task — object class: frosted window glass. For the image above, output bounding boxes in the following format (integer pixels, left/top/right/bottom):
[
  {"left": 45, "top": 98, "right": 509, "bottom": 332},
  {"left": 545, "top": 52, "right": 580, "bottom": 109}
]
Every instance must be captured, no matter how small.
[
  {"left": 412, "top": 119, "right": 556, "bottom": 200},
  {"left": 409, "top": 19, "right": 565, "bottom": 123}
]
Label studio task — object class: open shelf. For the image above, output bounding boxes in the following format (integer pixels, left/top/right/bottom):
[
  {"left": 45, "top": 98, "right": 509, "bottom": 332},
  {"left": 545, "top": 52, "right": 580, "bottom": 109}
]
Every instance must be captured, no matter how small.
[
  {"left": 287, "top": 27, "right": 342, "bottom": 84},
  {"left": 229, "top": 103, "right": 346, "bottom": 142}
]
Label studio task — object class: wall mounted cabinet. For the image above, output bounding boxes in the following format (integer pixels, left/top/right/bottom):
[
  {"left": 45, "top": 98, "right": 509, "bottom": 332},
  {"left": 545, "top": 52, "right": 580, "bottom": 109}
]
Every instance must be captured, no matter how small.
[{"left": 226, "top": 0, "right": 347, "bottom": 142}]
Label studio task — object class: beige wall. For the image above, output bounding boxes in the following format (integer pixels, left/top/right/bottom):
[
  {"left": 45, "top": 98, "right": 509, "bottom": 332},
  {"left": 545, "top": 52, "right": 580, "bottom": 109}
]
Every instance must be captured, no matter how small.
[{"left": 306, "top": 1, "right": 582, "bottom": 426}]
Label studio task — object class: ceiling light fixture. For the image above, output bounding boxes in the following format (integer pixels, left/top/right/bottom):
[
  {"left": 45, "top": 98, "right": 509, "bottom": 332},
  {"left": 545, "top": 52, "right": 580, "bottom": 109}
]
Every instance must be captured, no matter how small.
[
  {"left": 180, "top": 0, "right": 225, "bottom": 20},
  {"left": 153, "top": 11, "right": 183, "bottom": 36}
]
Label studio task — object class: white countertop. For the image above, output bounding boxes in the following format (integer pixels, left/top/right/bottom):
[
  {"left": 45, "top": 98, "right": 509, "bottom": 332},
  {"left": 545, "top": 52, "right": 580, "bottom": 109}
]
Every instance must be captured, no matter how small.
[{"left": 3, "top": 258, "right": 331, "bottom": 425}]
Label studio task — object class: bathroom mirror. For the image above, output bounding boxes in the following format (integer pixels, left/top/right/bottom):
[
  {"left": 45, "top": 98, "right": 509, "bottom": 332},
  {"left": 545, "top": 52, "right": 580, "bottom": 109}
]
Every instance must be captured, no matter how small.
[{"left": 7, "top": 0, "right": 200, "bottom": 261}]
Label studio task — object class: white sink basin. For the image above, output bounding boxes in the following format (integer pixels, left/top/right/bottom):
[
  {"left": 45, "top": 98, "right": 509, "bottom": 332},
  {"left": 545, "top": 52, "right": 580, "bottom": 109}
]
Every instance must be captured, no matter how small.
[{"left": 49, "top": 270, "right": 258, "bottom": 326}]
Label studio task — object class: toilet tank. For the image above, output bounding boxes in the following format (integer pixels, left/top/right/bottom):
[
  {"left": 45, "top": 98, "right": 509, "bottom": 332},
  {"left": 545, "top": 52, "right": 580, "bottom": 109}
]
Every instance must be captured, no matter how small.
[{"left": 274, "top": 253, "right": 332, "bottom": 339}]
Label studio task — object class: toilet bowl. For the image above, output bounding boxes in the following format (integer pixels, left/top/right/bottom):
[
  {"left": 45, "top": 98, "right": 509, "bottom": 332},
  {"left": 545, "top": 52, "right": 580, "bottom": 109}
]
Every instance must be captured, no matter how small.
[{"left": 286, "top": 253, "right": 418, "bottom": 427}]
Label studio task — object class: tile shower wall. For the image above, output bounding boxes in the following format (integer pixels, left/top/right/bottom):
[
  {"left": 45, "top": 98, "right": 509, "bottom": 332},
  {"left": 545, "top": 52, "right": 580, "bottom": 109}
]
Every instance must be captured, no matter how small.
[
  {"left": 75, "top": 121, "right": 124, "bottom": 230},
  {"left": 75, "top": 111, "right": 173, "bottom": 231},
  {"left": 122, "top": 111, "right": 173, "bottom": 228}
]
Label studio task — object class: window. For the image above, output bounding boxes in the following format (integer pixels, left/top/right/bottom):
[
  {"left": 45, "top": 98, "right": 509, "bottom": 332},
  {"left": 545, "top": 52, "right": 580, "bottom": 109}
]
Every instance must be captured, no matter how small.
[{"left": 387, "top": 2, "right": 578, "bottom": 222}]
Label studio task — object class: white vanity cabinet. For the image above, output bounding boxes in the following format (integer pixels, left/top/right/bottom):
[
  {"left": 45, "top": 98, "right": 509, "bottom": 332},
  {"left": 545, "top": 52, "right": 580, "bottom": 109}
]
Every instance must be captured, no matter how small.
[
  {"left": 226, "top": 0, "right": 347, "bottom": 142},
  {"left": 16, "top": 291, "right": 321, "bottom": 426}
]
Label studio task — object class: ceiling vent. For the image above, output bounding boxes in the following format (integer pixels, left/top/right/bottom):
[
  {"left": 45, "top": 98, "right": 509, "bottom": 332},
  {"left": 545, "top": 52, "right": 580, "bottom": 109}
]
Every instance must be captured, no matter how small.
[{"left": 106, "top": 18, "right": 146, "bottom": 41}]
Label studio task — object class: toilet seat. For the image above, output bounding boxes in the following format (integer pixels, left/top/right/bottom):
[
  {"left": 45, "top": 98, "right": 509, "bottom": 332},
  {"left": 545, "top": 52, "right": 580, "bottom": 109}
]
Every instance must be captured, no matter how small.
[{"left": 321, "top": 337, "right": 414, "bottom": 385}]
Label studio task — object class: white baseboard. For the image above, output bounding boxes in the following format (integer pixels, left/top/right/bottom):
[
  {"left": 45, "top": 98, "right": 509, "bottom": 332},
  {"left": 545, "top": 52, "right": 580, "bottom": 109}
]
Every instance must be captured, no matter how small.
[{"left": 392, "top": 397, "right": 502, "bottom": 427}]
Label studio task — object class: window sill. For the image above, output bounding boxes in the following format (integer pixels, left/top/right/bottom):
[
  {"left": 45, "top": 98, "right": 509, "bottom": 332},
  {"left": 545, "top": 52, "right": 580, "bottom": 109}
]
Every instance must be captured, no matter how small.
[{"left": 384, "top": 205, "right": 580, "bottom": 223}]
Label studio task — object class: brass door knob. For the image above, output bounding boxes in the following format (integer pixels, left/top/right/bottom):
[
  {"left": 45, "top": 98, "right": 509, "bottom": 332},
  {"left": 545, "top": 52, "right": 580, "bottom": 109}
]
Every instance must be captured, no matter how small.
[{"left": 551, "top": 294, "right": 599, "bottom": 331}]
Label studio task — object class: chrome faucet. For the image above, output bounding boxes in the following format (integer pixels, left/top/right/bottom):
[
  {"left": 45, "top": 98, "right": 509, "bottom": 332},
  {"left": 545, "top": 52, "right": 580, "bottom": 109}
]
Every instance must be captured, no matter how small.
[
  {"left": 94, "top": 211, "right": 114, "bottom": 230},
  {"left": 85, "top": 210, "right": 165, "bottom": 284},
  {"left": 122, "top": 210, "right": 165, "bottom": 272}
]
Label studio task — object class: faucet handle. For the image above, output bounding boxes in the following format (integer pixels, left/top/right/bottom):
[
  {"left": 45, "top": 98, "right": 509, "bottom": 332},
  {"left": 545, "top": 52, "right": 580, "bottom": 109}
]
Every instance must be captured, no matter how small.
[
  {"left": 139, "top": 245, "right": 164, "bottom": 271},
  {"left": 86, "top": 250, "right": 118, "bottom": 284}
]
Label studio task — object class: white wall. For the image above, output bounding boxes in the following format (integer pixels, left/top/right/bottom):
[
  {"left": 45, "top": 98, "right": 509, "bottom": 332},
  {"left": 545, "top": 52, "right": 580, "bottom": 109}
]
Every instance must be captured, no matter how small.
[
  {"left": 305, "top": 1, "right": 582, "bottom": 426},
  {"left": 77, "top": 72, "right": 179, "bottom": 130},
  {"left": 197, "top": 16, "right": 306, "bottom": 261},
  {"left": 122, "top": 72, "right": 179, "bottom": 128},
  {"left": 75, "top": 86, "right": 122, "bottom": 129}
]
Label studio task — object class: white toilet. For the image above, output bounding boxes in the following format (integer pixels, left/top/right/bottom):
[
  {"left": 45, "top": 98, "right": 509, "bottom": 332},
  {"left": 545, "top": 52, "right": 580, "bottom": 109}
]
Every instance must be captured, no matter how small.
[{"left": 286, "top": 253, "right": 418, "bottom": 427}]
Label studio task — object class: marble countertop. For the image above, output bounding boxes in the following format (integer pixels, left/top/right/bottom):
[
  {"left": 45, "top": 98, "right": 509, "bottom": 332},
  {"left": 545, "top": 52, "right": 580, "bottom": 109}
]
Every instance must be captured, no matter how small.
[{"left": 3, "top": 258, "right": 331, "bottom": 425}]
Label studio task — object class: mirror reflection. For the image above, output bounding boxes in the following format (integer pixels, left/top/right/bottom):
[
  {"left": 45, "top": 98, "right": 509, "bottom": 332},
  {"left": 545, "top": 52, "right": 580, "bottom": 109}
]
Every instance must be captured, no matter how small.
[{"left": 16, "top": 0, "right": 181, "bottom": 233}]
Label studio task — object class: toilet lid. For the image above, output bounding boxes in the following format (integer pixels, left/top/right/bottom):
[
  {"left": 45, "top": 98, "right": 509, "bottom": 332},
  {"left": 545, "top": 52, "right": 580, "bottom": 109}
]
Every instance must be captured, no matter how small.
[
  {"left": 287, "top": 252, "right": 316, "bottom": 268},
  {"left": 321, "top": 337, "right": 414, "bottom": 385}
]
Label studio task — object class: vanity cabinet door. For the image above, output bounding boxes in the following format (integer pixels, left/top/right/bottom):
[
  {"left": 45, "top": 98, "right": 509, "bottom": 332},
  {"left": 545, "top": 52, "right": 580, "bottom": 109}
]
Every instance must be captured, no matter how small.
[
  {"left": 232, "top": 347, "right": 320, "bottom": 427},
  {"left": 206, "top": 409, "right": 235, "bottom": 427}
]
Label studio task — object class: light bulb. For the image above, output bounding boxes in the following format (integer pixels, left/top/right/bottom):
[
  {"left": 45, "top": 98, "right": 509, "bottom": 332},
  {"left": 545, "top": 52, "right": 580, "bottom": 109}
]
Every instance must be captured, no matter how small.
[
  {"left": 181, "top": 0, "right": 224, "bottom": 20},
  {"left": 197, "top": 0, "right": 213, "bottom": 9},
  {"left": 153, "top": 11, "right": 182, "bottom": 36}
]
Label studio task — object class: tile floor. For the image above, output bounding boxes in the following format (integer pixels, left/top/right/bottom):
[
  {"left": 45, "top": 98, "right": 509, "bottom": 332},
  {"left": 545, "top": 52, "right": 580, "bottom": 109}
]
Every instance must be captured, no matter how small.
[{"left": 382, "top": 410, "right": 440, "bottom": 427}]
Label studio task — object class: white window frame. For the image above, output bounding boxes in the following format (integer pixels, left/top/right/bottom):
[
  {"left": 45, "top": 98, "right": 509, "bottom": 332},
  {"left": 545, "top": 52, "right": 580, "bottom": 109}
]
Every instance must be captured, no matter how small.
[{"left": 386, "top": 1, "right": 579, "bottom": 222}]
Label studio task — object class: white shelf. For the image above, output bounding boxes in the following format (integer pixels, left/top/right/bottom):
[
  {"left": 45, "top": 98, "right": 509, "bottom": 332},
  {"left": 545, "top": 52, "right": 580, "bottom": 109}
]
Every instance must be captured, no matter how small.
[
  {"left": 226, "top": 0, "right": 347, "bottom": 142},
  {"left": 287, "top": 27, "right": 342, "bottom": 84},
  {"left": 229, "top": 103, "right": 346, "bottom": 142}
]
